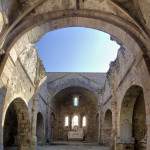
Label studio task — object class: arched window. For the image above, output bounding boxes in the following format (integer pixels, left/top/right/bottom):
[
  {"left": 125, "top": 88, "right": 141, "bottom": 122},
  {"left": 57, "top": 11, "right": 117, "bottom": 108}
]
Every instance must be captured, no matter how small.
[
  {"left": 64, "top": 116, "right": 69, "bottom": 127},
  {"left": 73, "top": 96, "right": 79, "bottom": 107},
  {"left": 72, "top": 115, "right": 79, "bottom": 128},
  {"left": 82, "top": 116, "right": 87, "bottom": 127}
]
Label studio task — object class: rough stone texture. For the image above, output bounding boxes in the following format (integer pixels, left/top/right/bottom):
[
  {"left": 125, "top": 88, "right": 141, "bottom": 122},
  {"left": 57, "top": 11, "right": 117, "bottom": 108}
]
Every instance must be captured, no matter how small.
[
  {"left": 47, "top": 73, "right": 105, "bottom": 96},
  {"left": 52, "top": 87, "right": 99, "bottom": 142},
  {"left": 0, "top": 43, "right": 48, "bottom": 149},
  {"left": 0, "top": 0, "right": 150, "bottom": 150},
  {"left": 37, "top": 144, "right": 110, "bottom": 150}
]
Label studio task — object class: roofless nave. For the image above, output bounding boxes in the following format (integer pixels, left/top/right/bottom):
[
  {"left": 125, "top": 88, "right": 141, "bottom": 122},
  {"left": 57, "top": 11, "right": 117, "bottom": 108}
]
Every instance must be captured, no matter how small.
[{"left": 0, "top": 0, "right": 150, "bottom": 150}]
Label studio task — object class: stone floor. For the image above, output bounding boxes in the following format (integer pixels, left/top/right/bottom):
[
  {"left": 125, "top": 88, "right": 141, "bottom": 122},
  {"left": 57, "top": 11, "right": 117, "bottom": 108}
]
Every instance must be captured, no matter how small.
[
  {"left": 37, "top": 145, "right": 110, "bottom": 150},
  {"left": 5, "top": 142, "right": 110, "bottom": 150},
  {"left": 37, "top": 142, "right": 110, "bottom": 150}
]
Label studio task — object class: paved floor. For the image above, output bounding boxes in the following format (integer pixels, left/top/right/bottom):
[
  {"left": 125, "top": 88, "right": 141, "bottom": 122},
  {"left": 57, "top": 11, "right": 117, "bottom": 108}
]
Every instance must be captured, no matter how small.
[
  {"left": 37, "top": 142, "right": 110, "bottom": 150},
  {"left": 37, "top": 145, "right": 110, "bottom": 150},
  {"left": 5, "top": 142, "right": 110, "bottom": 150}
]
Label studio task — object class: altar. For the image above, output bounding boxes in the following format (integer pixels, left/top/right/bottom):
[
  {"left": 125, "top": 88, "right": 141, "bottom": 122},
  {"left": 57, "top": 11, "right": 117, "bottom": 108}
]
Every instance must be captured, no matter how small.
[{"left": 68, "top": 127, "right": 84, "bottom": 140}]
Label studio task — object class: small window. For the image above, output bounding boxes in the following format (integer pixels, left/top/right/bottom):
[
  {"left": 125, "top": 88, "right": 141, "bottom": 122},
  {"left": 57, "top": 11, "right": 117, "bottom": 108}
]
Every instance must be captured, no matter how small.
[
  {"left": 72, "top": 115, "right": 79, "bottom": 129},
  {"left": 64, "top": 116, "right": 69, "bottom": 127},
  {"left": 73, "top": 96, "right": 79, "bottom": 107},
  {"left": 82, "top": 116, "right": 87, "bottom": 127}
]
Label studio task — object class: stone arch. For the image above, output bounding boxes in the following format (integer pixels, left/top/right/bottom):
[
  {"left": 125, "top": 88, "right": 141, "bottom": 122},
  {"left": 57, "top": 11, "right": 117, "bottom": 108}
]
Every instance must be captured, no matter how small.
[
  {"left": 118, "top": 85, "right": 147, "bottom": 149},
  {"left": 2, "top": 9, "right": 149, "bottom": 53},
  {"left": 1, "top": 8, "right": 150, "bottom": 76},
  {"left": 36, "top": 112, "right": 45, "bottom": 145},
  {"left": 3, "top": 98, "right": 31, "bottom": 150},
  {"left": 103, "top": 109, "right": 112, "bottom": 145},
  {"left": 48, "top": 77, "right": 99, "bottom": 97}
]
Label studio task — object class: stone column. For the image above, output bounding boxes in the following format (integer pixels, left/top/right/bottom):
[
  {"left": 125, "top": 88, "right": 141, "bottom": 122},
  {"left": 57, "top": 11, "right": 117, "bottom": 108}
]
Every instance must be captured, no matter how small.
[
  {"left": 46, "top": 105, "right": 51, "bottom": 144},
  {"left": 97, "top": 91, "right": 103, "bottom": 144},
  {"left": 18, "top": 134, "right": 36, "bottom": 150},
  {"left": 0, "top": 110, "right": 3, "bottom": 150},
  {"left": 146, "top": 123, "right": 150, "bottom": 150},
  {"left": 0, "top": 121, "right": 3, "bottom": 150},
  {"left": 30, "top": 97, "right": 38, "bottom": 150},
  {"left": 143, "top": 87, "right": 150, "bottom": 150},
  {"left": 98, "top": 109, "right": 100, "bottom": 143},
  {"left": 30, "top": 50, "right": 41, "bottom": 149},
  {"left": 98, "top": 108, "right": 103, "bottom": 144},
  {"left": 0, "top": 117, "right": 3, "bottom": 150},
  {"left": 30, "top": 135, "right": 37, "bottom": 150},
  {"left": 111, "top": 100, "right": 117, "bottom": 149},
  {"left": 0, "top": 86, "right": 6, "bottom": 150},
  {"left": 49, "top": 110, "right": 53, "bottom": 143}
]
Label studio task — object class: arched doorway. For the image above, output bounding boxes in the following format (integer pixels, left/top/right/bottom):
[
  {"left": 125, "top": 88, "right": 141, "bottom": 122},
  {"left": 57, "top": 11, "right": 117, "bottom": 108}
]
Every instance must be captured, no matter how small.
[
  {"left": 119, "top": 85, "right": 147, "bottom": 149},
  {"left": 3, "top": 98, "right": 31, "bottom": 150},
  {"left": 36, "top": 112, "right": 44, "bottom": 145},
  {"left": 133, "top": 89, "right": 146, "bottom": 149},
  {"left": 3, "top": 103, "right": 18, "bottom": 148},
  {"left": 103, "top": 109, "right": 112, "bottom": 145}
]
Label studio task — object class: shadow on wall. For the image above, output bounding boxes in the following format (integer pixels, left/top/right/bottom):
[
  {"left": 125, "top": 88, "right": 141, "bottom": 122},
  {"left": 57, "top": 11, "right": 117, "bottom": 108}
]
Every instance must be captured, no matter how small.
[
  {"left": 36, "top": 112, "right": 45, "bottom": 145},
  {"left": 1, "top": 70, "right": 48, "bottom": 149},
  {"left": 118, "top": 85, "right": 147, "bottom": 150},
  {"left": 102, "top": 109, "right": 112, "bottom": 145},
  {"left": 3, "top": 98, "right": 31, "bottom": 150},
  {"left": 0, "top": 86, "right": 7, "bottom": 149}
]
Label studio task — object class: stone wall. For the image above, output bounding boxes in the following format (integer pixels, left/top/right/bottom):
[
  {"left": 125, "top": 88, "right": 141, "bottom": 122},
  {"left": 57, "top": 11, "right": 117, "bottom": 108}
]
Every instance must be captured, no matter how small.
[
  {"left": 0, "top": 42, "right": 49, "bottom": 149},
  {"left": 101, "top": 34, "right": 150, "bottom": 149},
  {"left": 52, "top": 87, "right": 98, "bottom": 142},
  {"left": 0, "top": 0, "right": 150, "bottom": 150}
]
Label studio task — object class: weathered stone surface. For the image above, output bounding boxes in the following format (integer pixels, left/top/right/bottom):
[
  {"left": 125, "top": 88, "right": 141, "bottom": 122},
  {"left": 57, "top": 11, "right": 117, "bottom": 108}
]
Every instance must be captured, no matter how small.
[{"left": 0, "top": 0, "right": 150, "bottom": 150}]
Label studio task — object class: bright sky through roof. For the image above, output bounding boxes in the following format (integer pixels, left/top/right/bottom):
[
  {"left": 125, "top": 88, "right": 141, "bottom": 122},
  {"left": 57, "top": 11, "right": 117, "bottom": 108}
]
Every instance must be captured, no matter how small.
[{"left": 36, "top": 27, "right": 120, "bottom": 72}]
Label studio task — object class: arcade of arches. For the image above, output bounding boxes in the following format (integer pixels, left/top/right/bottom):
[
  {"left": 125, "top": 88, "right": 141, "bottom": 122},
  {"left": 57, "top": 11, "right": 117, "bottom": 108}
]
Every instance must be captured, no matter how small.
[{"left": 0, "top": 0, "right": 150, "bottom": 150}]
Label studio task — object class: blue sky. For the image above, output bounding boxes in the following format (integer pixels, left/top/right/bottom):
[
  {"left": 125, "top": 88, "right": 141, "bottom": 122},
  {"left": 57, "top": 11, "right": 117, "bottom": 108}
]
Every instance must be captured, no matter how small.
[{"left": 36, "top": 27, "right": 120, "bottom": 72}]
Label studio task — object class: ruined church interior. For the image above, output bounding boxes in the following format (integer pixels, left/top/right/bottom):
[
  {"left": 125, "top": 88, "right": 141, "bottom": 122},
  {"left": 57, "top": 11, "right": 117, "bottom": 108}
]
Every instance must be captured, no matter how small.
[{"left": 0, "top": 0, "right": 150, "bottom": 150}]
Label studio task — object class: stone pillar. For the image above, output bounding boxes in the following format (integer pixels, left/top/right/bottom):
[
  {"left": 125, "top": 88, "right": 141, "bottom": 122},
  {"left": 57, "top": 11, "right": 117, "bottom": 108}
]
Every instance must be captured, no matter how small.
[
  {"left": 30, "top": 97, "right": 38, "bottom": 150},
  {"left": 0, "top": 86, "right": 5, "bottom": 150},
  {"left": 49, "top": 110, "right": 53, "bottom": 143},
  {"left": 145, "top": 120, "right": 150, "bottom": 150},
  {"left": 30, "top": 135, "right": 37, "bottom": 150},
  {"left": 0, "top": 115, "right": 3, "bottom": 150},
  {"left": 144, "top": 87, "right": 150, "bottom": 150},
  {"left": 0, "top": 117, "right": 3, "bottom": 150},
  {"left": 111, "top": 100, "right": 117, "bottom": 149},
  {"left": 97, "top": 91, "right": 103, "bottom": 144},
  {"left": 98, "top": 108, "right": 101, "bottom": 144},
  {"left": 45, "top": 105, "right": 49, "bottom": 143}
]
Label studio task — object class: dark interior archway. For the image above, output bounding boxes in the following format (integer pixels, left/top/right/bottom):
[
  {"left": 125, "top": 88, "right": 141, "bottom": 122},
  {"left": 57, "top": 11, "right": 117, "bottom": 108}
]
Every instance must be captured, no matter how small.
[
  {"left": 103, "top": 109, "right": 112, "bottom": 145},
  {"left": 119, "top": 85, "right": 147, "bottom": 149},
  {"left": 36, "top": 112, "right": 44, "bottom": 145},
  {"left": 3, "top": 103, "right": 18, "bottom": 148},
  {"left": 3, "top": 98, "right": 31, "bottom": 150},
  {"left": 132, "top": 89, "right": 147, "bottom": 150}
]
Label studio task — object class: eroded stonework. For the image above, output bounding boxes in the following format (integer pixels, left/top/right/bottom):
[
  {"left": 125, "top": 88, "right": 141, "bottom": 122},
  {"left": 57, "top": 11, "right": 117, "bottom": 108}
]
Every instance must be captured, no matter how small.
[{"left": 0, "top": 0, "right": 150, "bottom": 150}]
